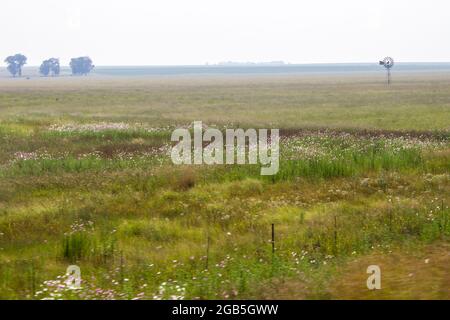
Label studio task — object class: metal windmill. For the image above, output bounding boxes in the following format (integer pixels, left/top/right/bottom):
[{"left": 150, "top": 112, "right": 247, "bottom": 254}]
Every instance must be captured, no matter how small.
[{"left": 379, "top": 57, "right": 394, "bottom": 85}]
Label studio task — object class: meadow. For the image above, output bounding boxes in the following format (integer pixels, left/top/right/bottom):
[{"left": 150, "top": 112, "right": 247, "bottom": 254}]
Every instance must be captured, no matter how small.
[{"left": 0, "top": 73, "right": 449, "bottom": 299}]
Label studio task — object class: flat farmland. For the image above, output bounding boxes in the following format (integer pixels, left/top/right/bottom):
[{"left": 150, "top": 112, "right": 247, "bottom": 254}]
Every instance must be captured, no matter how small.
[{"left": 0, "top": 73, "right": 448, "bottom": 299}]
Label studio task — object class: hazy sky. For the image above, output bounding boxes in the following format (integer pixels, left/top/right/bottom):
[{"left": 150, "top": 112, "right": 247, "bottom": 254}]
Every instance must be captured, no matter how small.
[{"left": 1, "top": 0, "right": 450, "bottom": 66}]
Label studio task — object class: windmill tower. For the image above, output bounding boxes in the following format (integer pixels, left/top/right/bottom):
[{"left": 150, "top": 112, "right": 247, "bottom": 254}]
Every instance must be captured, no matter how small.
[{"left": 379, "top": 57, "right": 394, "bottom": 85}]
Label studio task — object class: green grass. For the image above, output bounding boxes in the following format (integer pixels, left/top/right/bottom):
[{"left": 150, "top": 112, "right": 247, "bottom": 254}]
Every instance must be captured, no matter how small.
[
  {"left": 1, "top": 73, "right": 450, "bottom": 130},
  {"left": 0, "top": 74, "right": 449, "bottom": 300}
]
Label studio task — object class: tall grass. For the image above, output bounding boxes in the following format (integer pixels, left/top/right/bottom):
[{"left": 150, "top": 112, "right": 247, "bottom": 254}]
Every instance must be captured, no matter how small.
[{"left": 0, "top": 75, "right": 449, "bottom": 299}]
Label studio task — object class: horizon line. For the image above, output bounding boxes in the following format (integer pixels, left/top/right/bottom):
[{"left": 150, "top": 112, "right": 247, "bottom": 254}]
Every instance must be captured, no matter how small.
[{"left": 12, "top": 61, "right": 450, "bottom": 68}]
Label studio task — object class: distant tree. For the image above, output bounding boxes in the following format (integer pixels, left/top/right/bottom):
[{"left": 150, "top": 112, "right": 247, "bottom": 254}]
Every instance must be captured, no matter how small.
[
  {"left": 49, "top": 58, "right": 60, "bottom": 76},
  {"left": 70, "top": 57, "right": 94, "bottom": 75},
  {"left": 39, "top": 61, "right": 51, "bottom": 76},
  {"left": 4, "top": 54, "right": 27, "bottom": 77},
  {"left": 40, "top": 58, "right": 60, "bottom": 76}
]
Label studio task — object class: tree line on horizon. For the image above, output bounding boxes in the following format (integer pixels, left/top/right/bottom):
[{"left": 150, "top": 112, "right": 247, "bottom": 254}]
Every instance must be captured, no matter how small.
[{"left": 3, "top": 54, "right": 94, "bottom": 77}]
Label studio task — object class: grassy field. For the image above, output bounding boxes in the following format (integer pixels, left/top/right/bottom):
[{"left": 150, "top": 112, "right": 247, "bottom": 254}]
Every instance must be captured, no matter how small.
[{"left": 0, "top": 73, "right": 449, "bottom": 299}]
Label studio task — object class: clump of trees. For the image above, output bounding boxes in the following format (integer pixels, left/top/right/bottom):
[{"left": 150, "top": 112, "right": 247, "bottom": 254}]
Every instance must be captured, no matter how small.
[
  {"left": 4, "top": 54, "right": 27, "bottom": 77},
  {"left": 40, "top": 58, "right": 60, "bottom": 76},
  {"left": 3, "top": 54, "right": 95, "bottom": 77},
  {"left": 70, "top": 57, "right": 94, "bottom": 75}
]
